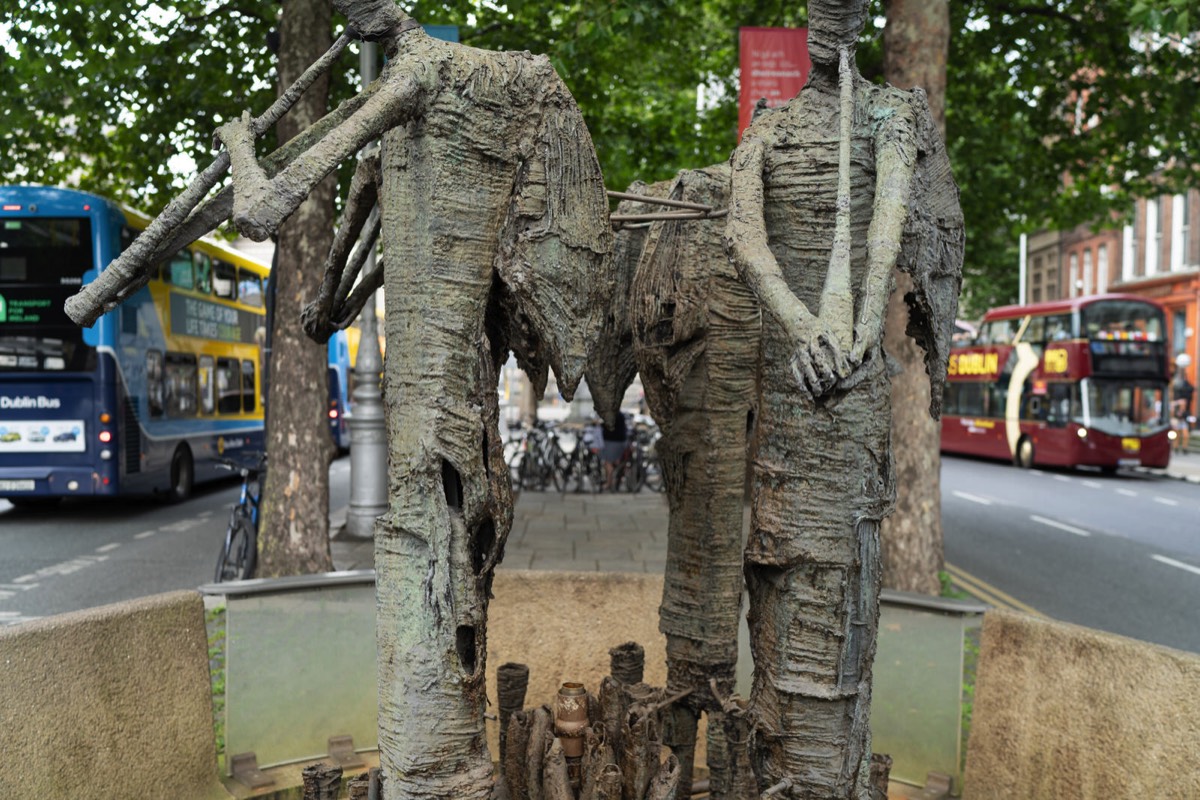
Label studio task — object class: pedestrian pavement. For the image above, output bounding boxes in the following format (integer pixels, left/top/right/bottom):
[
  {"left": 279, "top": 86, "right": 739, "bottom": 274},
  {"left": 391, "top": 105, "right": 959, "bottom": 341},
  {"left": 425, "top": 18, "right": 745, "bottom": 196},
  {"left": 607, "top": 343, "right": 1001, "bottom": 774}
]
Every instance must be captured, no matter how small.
[
  {"left": 331, "top": 489, "right": 670, "bottom": 572},
  {"left": 1136, "top": 447, "right": 1200, "bottom": 484},
  {"left": 330, "top": 451, "right": 1200, "bottom": 571}
]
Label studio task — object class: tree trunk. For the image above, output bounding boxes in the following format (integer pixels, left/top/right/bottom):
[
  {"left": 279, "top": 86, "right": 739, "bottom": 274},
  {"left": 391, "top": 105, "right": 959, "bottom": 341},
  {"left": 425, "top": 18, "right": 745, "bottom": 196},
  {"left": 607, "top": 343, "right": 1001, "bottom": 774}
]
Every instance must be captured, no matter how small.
[
  {"left": 257, "top": 0, "right": 336, "bottom": 576},
  {"left": 879, "top": 0, "right": 950, "bottom": 595}
]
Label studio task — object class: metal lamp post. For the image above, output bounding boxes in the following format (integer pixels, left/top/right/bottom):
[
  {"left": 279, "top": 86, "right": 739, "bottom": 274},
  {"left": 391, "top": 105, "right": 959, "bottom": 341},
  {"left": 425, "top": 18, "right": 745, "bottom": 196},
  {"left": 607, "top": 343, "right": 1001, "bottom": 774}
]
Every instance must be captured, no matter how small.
[{"left": 344, "top": 40, "right": 388, "bottom": 538}]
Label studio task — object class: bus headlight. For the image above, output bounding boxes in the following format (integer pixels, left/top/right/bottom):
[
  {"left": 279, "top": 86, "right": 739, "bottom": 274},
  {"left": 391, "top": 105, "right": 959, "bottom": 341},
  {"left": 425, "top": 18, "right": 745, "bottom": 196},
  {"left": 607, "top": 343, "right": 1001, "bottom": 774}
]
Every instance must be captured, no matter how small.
[
  {"left": 1168, "top": 430, "right": 1178, "bottom": 441},
  {"left": 1076, "top": 428, "right": 1088, "bottom": 439},
  {"left": 100, "top": 449, "right": 112, "bottom": 460}
]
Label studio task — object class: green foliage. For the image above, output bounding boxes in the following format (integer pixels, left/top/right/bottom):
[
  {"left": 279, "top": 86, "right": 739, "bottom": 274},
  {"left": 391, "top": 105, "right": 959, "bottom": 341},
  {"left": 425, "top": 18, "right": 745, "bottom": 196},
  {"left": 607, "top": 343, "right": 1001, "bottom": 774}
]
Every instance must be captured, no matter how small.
[
  {"left": 4, "top": 0, "right": 1198, "bottom": 315},
  {"left": 948, "top": 1, "right": 1200, "bottom": 316}
]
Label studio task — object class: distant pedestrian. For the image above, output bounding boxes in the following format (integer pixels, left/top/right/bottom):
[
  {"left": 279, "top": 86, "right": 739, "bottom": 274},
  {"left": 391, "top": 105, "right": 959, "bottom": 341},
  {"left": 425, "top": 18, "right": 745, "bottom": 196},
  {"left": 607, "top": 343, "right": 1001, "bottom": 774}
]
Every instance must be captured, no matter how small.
[
  {"left": 602, "top": 411, "right": 629, "bottom": 490},
  {"left": 1172, "top": 371, "right": 1194, "bottom": 452}
]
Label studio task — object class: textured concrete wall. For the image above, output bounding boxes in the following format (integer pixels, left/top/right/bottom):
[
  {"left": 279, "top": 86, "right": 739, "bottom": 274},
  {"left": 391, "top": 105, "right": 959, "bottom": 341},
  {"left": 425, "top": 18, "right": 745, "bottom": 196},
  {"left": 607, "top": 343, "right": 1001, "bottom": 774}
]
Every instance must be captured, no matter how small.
[
  {"left": 964, "top": 609, "right": 1200, "bottom": 799},
  {"left": 484, "top": 570, "right": 671, "bottom": 757},
  {"left": 0, "top": 591, "right": 228, "bottom": 799}
]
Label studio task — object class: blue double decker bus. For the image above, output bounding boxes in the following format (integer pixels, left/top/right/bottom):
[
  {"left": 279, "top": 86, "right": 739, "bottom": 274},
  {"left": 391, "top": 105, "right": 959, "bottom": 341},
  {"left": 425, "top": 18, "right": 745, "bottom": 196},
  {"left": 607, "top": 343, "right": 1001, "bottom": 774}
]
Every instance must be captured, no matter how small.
[{"left": 0, "top": 185, "right": 270, "bottom": 505}]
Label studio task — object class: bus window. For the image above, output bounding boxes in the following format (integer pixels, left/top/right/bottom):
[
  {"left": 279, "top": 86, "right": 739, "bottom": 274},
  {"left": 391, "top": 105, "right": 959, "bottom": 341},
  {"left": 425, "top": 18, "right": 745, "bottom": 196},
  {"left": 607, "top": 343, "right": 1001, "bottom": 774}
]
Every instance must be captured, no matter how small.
[
  {"left": 198, "top": 355, "right": 215, "bottom": 415},
  {"left": 146, "top": 350, "right": 165, "bottom": 418},
  {"left": 164, "top": 353, "right": 198, "bottom": 417},
  {"left": 213, "top": 260, "right": 237, "bottom": 300},
  {"left": 986, "top": 383, "right": 1008, "bottom": 417},
  {"left": 241, "top": 360, "right": 256, "bottom": 412},
  {"left": 194, "top": 252, "right": 213, "bottom": 294},
  {"left": 949, "top": 383, "right": 986, "bottom": 416},
  {"left": 216, "top": 357, "right": 241, "bottom": 414},
  {"left": 238, "top": 270, "right": 263, "bottom": 307},
  {"left": 1024, "top": 316, "right": 1046, "bottom": 343},
  {"left": 1045, "top": 384, "right": 1075, "bottom": 428},
  {"left": 978, "top": 319, "right": 1014, "bottom": 345},
  {"left": 1044, "top": 314, "right": 1071, "bottom": 341},
  {"left": 120, "top": 226, "right": 137, "bottom": 252},
  {"left": 167, "top": 251, "right": 194, "bottom": 289}
]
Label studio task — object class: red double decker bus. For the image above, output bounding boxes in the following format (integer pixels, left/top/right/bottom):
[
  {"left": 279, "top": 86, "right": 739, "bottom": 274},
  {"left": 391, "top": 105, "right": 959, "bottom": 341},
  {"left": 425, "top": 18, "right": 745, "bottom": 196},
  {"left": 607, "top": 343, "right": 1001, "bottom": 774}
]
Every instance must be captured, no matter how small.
[{"left": 941, "top": 294, "right": 1172, "bottom": 471}]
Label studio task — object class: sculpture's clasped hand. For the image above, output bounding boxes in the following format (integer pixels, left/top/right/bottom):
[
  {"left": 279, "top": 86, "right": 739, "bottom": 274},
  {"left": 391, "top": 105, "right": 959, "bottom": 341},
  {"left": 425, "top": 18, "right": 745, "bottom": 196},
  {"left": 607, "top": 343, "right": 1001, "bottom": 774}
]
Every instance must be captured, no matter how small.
[{"left": 784, "top": 314, "right": 853, "bottom": 397}]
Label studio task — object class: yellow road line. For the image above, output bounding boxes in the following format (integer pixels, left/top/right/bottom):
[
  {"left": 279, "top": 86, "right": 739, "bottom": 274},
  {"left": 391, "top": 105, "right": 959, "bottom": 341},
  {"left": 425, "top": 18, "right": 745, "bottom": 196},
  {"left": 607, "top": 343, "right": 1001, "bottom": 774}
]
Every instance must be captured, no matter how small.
[{"left": 946, "top": 562, "right": 1046, "bottom": 618}]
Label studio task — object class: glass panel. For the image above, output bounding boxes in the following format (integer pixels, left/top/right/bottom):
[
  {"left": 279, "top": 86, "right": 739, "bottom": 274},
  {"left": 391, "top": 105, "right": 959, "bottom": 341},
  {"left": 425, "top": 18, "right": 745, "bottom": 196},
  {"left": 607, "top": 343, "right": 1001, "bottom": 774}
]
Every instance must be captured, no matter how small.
[
  {"left": 164, "top": 352, "right": 197, "bottom": 417},
  {"left": 223, "top": 583, "right": 378, "bottom": 772},
  {"left": 147, "top": 350, "right": 164, "bottom": 418},
  {"left": 1085, "top": 380, "right": 1168, "bottom": 435},
  {"left": 213, "top": 260, "right": 237, "bottom": 300},
  {"left": 216, "top": 357, "right": 241, "bottom": 414},
  {"left": 0, "top": 217, "right": 94, "bottom": 371},
  {"left": 167, "top": 251, "right": 194, "bottom": 290},
  {"left": 194, "top": 252, "right": 212, "bottom": 295},
  {"left": 1083, "top": 300, "right": 1164, "bottom": 342},
  {"left": 198, "top": 355, "right": 215, "bottom": 415},
  {"left": 238, "top": 270, "right": 263, "bottom": 307},
  {"left": 241, "top": 359, "right": 256, "bottom": 412},
  {"left": 871, "top": 605, "right": 980, "bottom": 791}
]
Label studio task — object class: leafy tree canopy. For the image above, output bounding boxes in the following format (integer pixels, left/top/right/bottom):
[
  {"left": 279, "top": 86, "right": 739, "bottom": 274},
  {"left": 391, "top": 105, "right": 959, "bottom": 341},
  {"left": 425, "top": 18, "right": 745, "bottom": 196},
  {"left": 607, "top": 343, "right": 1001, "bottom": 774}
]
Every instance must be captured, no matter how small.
[{"left": 3, "top": 1, "right": 1197, "bottom": 317}]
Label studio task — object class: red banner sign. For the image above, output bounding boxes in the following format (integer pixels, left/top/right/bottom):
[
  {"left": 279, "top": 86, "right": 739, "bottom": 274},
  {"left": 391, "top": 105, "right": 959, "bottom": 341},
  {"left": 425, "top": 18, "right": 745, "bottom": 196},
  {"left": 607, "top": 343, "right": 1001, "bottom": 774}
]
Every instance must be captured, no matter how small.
[{"left": 738, "top": 27, "right": 810, "bottom": 137}]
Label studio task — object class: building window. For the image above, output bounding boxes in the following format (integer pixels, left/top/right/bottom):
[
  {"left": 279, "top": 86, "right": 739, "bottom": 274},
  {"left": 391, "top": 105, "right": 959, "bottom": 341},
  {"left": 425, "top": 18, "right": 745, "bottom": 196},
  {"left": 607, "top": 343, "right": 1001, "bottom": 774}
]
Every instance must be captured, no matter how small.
[
  {"left": 1145, "top": 198, "right": 1160, "bottom": 275},
  {"left": 1097, "top": 244, "right": 1108, "bottom": 293},
  {"left": 1033, "top": 288, "right": 1042, "bottom": 302},
  {"left": 1183, "top": 192, "right": 1192, "bottom": 266},
  {"left": 1082, "top": 249, "right": 1092, "bottom": 295},
  {"left": 1122, "top": 223, "right": 1135, "bottom": 282},
  {"left": 1174, "top": 310, "right": 1187, "bottom": 359},
  {"left": 1171, "top": 194, "right": 1186, "bottom": 271},
  {"left": 1069, "top": 252, "right": 1080, "bottom": 297}
]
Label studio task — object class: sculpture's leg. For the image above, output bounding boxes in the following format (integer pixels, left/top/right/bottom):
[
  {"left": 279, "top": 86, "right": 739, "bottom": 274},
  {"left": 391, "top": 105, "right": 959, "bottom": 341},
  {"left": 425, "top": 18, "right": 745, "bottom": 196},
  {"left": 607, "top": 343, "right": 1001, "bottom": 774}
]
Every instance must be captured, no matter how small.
[
  {"left": 746, "top": 347, "right": 893, "bottom": 799},
  {"left": 301, "top": 148, "right": 381, "bottom": 341},
  {"left": 632, "top": 165, "right": 758, "bottom": 800},
  {"left": 373, "top": 124, "right": 516, "bottom": 800}
]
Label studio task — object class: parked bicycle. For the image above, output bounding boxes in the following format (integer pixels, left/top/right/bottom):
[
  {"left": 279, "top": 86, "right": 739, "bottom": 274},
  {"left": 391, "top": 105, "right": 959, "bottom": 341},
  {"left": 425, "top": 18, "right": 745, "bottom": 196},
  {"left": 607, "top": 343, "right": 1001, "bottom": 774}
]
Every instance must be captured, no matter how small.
[
  {"left": 214, "top": 452, "right": 264, "bottom": 582},
  {"left": 611, "top": 421, "right": 663, "bottom": 493}
]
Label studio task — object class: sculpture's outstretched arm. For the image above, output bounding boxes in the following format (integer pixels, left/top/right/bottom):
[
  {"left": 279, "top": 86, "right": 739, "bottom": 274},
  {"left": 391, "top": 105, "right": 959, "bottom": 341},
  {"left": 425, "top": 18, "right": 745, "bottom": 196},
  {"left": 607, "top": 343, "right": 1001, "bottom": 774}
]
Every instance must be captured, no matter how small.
[
  {"left": 849, "top": 103, "right": 917, "bottom": 365},
  {"left": 64, "top": 34, "right": 354, "bottom": 327},
  {"left": 301, "top": 147, "right": 381, "bottom": 342},
  {"left": 726, "top": 136, "right": 850, "bottom": 395},
  {"left": 215, "top": 70, "right": 426, "bottom": 243}
]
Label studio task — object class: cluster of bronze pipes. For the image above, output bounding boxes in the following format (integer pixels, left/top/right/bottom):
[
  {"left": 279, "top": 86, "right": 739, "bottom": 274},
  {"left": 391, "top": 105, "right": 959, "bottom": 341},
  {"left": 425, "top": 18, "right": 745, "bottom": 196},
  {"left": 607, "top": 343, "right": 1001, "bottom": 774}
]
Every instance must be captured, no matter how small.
[{"left": 495, "top": 642, "right": 706, "bottom": 800}]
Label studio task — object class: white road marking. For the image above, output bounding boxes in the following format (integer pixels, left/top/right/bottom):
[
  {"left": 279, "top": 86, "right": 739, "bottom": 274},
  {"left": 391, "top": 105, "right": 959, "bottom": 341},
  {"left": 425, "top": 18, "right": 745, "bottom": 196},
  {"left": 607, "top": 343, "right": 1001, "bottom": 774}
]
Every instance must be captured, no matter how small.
[
  {"left": 1030, "top": 515, "right": 1091, "bottom": 537},
  {"left": 95, "top": 543, "right": 121, "bottom": 553},
  {"left": 0, "top": 612, "right": 40, "bottom": 625},
  {"left": 158, "top": 519, "right": 205, "bottom": 533},
  {"left": 1152, "top": 554, "right": 1200, "bottom": 577},
  {"left": 134, "top": 529, "right": 157, "bottom": 539},
  {"left": 1053, "top": 475, "right": 1073, "bottom": 483},
  {"left": 0, "top": 583, "right": 39, "bottom": 593},
  {"left": 8, "top": 555, "right": 110, "bottom": 585},
  {"left": 1080, "top": 480, "right": 1103, "bottom": 489},
  {"left": 199, "top": 510, "right": 214, "bottom": 518},
  {"left": 1153, "top": 497, "right": 1179, "bottom": 507},
  {"left": 952, "top": 490, "right": 993, "bottom": 506},
  {"left": 1117, "top": 488, "right": 1138, "bottom": 497}
]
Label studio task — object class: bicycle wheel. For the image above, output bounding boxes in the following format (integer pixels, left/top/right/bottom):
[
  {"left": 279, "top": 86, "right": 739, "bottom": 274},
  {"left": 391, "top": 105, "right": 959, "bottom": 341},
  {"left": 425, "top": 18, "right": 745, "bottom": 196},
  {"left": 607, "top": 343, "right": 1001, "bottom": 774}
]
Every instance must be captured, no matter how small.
[{"left": 215, "top": 510, "right": 257, "bottom": 582}]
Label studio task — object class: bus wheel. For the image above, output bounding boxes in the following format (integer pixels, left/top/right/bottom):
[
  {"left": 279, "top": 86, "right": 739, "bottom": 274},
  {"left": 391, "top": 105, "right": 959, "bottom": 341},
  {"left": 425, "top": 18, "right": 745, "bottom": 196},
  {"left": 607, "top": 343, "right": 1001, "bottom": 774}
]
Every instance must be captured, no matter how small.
[
  {"left": 1016, "top": 437, "right": 1035, "bottom": 469},
  {"left": 168, "top": 445, "right": 194, "bottom": 503}
]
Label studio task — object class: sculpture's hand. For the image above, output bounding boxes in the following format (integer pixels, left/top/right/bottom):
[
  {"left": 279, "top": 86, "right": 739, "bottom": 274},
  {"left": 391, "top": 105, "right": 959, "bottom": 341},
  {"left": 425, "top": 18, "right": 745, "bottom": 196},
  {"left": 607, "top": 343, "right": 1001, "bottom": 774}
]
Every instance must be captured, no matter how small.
[
  {"left": 785, "top": 314, "right": 852, "bottom": 396},
  {"left": 849, "top": 314, "right": 884, "bottom": 366}
]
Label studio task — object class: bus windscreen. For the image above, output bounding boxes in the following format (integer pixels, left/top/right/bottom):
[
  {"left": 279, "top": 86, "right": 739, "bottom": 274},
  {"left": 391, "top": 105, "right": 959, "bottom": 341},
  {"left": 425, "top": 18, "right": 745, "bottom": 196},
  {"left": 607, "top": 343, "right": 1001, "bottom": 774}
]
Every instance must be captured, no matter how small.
[{"left": 0, "top": 217, "right": 95, "bottom": 371}]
